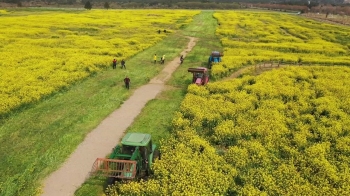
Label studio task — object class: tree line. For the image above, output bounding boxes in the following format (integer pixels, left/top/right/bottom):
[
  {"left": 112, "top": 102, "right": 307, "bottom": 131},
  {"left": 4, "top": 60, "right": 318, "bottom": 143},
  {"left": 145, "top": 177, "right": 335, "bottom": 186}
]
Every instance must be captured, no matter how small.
[{"left": 1, "top": 0, "right": 349, "bottom": 6}]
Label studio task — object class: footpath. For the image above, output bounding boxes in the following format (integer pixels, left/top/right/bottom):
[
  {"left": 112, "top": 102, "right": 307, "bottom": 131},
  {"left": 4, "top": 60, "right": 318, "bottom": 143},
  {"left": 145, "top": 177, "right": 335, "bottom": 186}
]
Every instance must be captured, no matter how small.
[{"left": 41, "top": 37, "right": 197, "bottom": 196}]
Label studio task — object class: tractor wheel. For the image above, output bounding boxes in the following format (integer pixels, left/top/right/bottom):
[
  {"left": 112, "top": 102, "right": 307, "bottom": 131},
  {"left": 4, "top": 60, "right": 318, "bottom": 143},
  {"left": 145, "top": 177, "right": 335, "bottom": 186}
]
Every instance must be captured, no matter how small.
[
  {"left": 107, "top": 177, "right": 116, "bottom": 186},
  {"left": 148, "top": 150, "right": 161, "bottom": 176},
  {"left": 153, "top": 149, "right": 161, "bottom": 161},
  {"left": 145, "top": 164, "right": 151, "bottom": 176}
]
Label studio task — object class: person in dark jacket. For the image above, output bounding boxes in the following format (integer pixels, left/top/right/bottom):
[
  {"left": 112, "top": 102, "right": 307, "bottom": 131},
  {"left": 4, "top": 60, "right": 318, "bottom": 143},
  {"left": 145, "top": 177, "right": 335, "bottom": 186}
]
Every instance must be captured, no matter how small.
[
  {"left": 121, "top": 59, "right": 126, "bottom": 69},
  {"left": 124, "top": 76, "right": 130, "bottom": 89}
]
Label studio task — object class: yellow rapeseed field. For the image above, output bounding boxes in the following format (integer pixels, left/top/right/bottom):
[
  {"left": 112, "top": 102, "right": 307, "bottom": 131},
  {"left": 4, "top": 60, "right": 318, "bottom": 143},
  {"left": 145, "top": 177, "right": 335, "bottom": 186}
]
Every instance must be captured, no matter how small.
[
  {"left": 107, "top": 11, "right": 350, "bottom": 196},
  {"left": 0, "top": 9, "right": 199, "bottom": 116},
  {"left": 110, "top": 66, "right": 350, "bottom": 195},
  {"left": 211, "top": 11, "right": 350, "bottom": 78}
]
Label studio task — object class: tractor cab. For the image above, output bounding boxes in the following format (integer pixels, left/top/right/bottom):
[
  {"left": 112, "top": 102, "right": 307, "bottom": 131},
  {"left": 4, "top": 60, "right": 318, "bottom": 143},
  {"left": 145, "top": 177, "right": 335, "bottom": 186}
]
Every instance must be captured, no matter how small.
[
  {"left": 188, "top": 67, "right": 209, "bottom": 85},
  {"left": 90, "top": 133, "right": 159, "bottom": 180},
  {"left": 120, "top": 133, "right": 153, "bottom": 169},
  {"left": 208, "top": 51, "right": 223, "bottom": 69},
  {"left": 120, "top": 145, "right": 135, "bottom": 155}
]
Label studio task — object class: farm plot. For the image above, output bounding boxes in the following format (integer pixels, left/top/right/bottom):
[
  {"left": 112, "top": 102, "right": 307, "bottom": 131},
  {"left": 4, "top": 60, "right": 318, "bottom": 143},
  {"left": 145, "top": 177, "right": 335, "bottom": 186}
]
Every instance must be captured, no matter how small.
[
  {"left": 211, "top": 11, "right": 350, "bottom": 78},
  {"left": 110, "top": 66, "right": 350, "bottom": 195},
  {"left": 106, "top": 11, "right": 350, "bottom": 196},
  {"left": 0, "top": 9, "right": 199, "bottom": 117},
  {"left": 0, "top": 9, "right": 199, "bottom": 196}
]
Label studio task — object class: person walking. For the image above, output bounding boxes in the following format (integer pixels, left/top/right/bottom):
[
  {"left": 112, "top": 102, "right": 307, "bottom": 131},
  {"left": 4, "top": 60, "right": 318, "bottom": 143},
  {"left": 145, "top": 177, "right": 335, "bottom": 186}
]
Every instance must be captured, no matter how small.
[
  {"left": 153, "top": 54, "right": 157, "bottom": 64},
  {"left": 124, "top": 76, "right": 130, "bottom": 89},
  {"left": 121, "top": 59, "right": 126, "bottom": 69},
  {"left": 161, "top": 55, "right": 165, "bottom": 64},
  {"left": 180, "top": 55, "right": 184, "bottom": 64},
  {"left": 112, "top": 59, "right": 117, "bottom": 69}
]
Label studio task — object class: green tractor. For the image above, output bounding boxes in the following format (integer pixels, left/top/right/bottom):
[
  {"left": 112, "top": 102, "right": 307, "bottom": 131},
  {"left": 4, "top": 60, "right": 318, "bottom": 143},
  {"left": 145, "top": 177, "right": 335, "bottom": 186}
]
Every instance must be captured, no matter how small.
[{"left": 90, "top": 133, "right": 160, "bottom": 180}]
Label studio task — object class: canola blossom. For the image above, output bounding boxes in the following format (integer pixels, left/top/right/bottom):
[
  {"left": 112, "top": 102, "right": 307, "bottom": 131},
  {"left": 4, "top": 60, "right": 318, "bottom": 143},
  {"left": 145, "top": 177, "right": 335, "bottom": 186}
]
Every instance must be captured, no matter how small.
[
  {"left": 111, "top": 66, "right": 350, "bottom": 195},
  {"left": 107, "top": 130, "right": 236, "bottom": 196},
  {"left": 212, "top": 11, "right": 350, "bottom": 78},
  {"left": 107, "top": 11, "right": 350, "bottom": 195},
  {"left": 0, "top": 9, "right": 199, "bottom": 116}
]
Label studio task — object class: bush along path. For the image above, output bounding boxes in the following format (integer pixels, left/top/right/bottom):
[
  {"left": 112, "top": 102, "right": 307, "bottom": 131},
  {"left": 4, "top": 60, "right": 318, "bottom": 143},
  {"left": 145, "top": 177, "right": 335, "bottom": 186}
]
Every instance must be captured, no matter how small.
[{"left": 40, "top": 36, "right": 197, "bottom": 196}]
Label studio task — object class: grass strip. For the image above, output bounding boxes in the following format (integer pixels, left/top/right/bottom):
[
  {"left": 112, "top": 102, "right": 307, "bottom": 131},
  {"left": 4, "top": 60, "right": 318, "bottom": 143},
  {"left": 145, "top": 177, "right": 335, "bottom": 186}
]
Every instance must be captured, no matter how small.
[{"left": 75, "top": 10, "right": 223, "bottom": 196}]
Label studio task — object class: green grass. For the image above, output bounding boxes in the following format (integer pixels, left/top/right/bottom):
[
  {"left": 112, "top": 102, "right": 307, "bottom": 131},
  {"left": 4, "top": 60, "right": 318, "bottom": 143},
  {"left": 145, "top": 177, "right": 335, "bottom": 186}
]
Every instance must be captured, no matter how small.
[
  {"left": 126, "top": 88, "right": 182, "bottom": 144},
  {"left": 168, "top": 10, "right": 223, "bottom": 86},
  {"left": 74, "top": 87, "right": 187, "bottom": 196},
  {"left": 0, "top": 9, "right": 221, "bottom": 196},
  {"left": 75, "top": 10, "right": 222, "bottom": 196},
  {"left": 0, "top": 18, "right": 190, "bottom": 196}
]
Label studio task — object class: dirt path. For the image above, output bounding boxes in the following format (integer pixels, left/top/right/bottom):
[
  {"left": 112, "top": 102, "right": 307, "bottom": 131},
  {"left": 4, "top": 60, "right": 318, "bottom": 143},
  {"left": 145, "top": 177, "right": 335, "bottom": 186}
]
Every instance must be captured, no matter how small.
[
  {"left": 301, "top": 13, "right": 350, "bottom": 26},
  {"left": 41, "top": 36, "right": 197, "bottom": 196},
  {"left": 224, "top": 63, "right": 295, "bottom": 81}
]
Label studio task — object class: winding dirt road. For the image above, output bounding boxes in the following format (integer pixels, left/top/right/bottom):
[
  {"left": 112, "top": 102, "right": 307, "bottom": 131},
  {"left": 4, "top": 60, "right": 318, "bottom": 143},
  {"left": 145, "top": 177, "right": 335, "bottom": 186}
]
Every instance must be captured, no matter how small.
[{"left": 41, "top": 36, "right": 197, "bottom": 196}]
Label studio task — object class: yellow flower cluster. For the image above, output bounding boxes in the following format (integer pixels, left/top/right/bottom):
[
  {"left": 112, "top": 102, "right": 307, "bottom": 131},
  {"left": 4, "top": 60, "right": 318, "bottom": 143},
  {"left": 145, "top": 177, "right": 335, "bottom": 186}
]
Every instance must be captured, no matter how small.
[
  {"left": 0, "top": 9, "right": 199, "bottom": 116},
  {"left": 0, "top": 9, "right": 9, "bottom": 14},
  {"left": 212, "top": 11, "right": 350, "bottom": 78},
  {"left": 113, "top": 66, "right": 350, "bottom": 195},
  {"left": 108, "top": 130, "right": 236, "bottom": 196}
]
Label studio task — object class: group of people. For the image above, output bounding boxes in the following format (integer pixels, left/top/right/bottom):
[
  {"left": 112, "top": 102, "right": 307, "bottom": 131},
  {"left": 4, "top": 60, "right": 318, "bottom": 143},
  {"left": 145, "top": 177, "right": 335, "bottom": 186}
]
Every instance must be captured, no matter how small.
[
  {"left": 153, "top": 54, "right": 166, "bottom": 64},
  {"left": 112, "top": 59, "right": 126, "bottom": 69},
  {"left": 153, "top": 54, "right": 184, "bottom": 64},
  {"left": 113, "top": 54, "right": 184, "bottom": 90},
  {"left": 112, "top": 59, "right": 130, "bottom": 89}
]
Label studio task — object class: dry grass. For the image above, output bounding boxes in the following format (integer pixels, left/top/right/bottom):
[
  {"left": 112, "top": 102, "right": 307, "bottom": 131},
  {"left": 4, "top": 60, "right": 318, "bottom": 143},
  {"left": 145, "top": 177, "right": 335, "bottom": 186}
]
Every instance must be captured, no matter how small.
[{"left": 303, "top": 13, "right": 350, "bottom": 26}]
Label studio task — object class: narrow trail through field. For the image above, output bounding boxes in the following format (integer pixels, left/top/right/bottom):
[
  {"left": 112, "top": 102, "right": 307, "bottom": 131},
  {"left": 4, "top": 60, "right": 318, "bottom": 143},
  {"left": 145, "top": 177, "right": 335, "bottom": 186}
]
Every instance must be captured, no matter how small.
[
  {"left": 224, "top": 63, "right": 296, "bottom": 80},
  {"left": 41, "top": 36, "right": 197, "bottom": 196}
]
